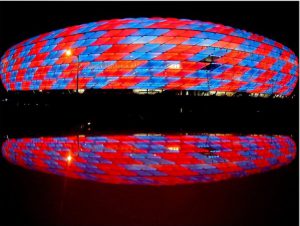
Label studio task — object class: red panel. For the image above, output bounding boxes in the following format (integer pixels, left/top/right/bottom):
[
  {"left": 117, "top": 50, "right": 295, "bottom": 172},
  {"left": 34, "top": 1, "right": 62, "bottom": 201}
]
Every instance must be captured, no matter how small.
[
  {"left": 221, "top": 35, "right": 245, "bottom": 44},
  {"left": 254, "top": 71, "right": 277, "bottom": 83},
  {"left": 103, "top": 44, "right": 143, "bottom": 53},
  {"left": 40, "top": 79, "right": 56, "bottom": 89},
  {"left": 181, "top": 61, "right": 208, "bottom": 70},
  {"left": 254, "top": 43, "right": 273, "bottom": 55},
  {"left": 102, "top": 77, "right": 148, "bottom": 89},
  {"left": 95, "top": 53, "right": 128, "bottom": 61},
  {"left": 168, "top": 37, "right": 189, "bottom": 44},
  {"left": 148, "top": 20, "right": 191, "bottom": 29},
  {"left": 256, "top": 57, "right": 277, "bottom": 70},
  {"left": 53, "top": 41, "right": 76, "bottom": 51},
  {"left": 281, "top": 62, "right": 293, "bottom": 74},
  {"left": 248, "top": 34, "right": 264, "bottom": 42},
  {"left": 166, "top": 44, "right": 193, "bottom": 53},
  {"left": 150, "top": 36, "right": 175, "bottom": 44},
  {"left": 16, "top": 69, "right": 26, "bottom": 82},
  {"left": 65, "top": 78, "right": 77, "bottom": 89},
  {"left": 215, "top": 80, "right": 248, "bottom": 92}
]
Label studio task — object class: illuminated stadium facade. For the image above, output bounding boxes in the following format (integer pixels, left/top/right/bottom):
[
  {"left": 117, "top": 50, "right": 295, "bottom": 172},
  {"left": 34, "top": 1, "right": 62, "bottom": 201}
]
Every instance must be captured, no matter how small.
[{"left": 0, "top": 18, "right": 298, "bottom": 96}]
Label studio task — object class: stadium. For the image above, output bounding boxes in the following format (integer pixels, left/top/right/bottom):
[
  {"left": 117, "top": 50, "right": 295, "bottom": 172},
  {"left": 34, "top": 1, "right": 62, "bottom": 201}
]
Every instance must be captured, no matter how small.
[{"left": 0, "top": 17, "right": 298, "bottom": 97}]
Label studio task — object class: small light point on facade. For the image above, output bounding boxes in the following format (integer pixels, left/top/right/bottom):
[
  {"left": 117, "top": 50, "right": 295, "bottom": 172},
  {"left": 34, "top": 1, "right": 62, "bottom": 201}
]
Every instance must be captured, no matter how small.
[
  {"left": 66, "top": 154, "right": 72, "bottom": 163},
  {"left": 168, "top": 146, "right": 180, "bottom": 151},
  {"left": 168, "top": 63, "right": 181, "bottom": 69},
  {"left": 65, "top": 49, "right": 72, "bottom": 56}
]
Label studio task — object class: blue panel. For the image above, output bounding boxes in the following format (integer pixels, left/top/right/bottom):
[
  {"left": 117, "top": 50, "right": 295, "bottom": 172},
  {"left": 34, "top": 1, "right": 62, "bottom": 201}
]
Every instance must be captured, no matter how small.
[
  {"left": 270, "top": 60, "right": 285, "bottom": 72},
  {"left": 72, "top": 22, "right": 99, "bottom": 34},
  {"left": 213, "top": 48, "right": 229, "bottom": 57},
  {"left": 123, "top": 51, "right": 145, "bottom": 60},
  {"left": 188, "top": 83, "right": 210, "bottom": 90},
  {"left": 137, "top": 52, "right": 161, "bottom": 60},
  {"left": 73, "top": 39, "right": 97, "bottom": 48},
  {"left": 239, "top": 59, "right": 258, "bottom": 67},
  {"left": 196, "top": 32, "right": 225, "bottom": 40},
  {"left": 196, "top": 39, "right": 218, "bottom": 46},
  {"left": 152, "top": 29, "right": 170, "bottom": 36},
  {"left": 187, "top": 70, "right": 208, "bottom": 78},
  {"left": 118, "top": 36, "right": 141, "bottom": 44},
  {"left": 151, "top": 44, "right": 176, "bottom": 53},
  {"left": 200, "top": 47, "right": 217, "bottom": 55},
  {"left": 135, "top": 44, "right": 161, "bottom": 53},
  {"left": 242, "top": 40, "right": 260, "bottom": 48},
  {"left": 182, "top": 38, "right": 202, "bottom": 45},
  {"left": 132, "top": 29, "right": 155, "bottom": 36},
  {"left": 209, "top": 79, "right": 228, "bottom": 89},
  {"left": 52, "top": 78, "right": 72, "bottom": 89},
  {"left": 133, "top": 36, "right": 157, "bottom": 44},
  {"left": 86, "top": 77, "right": 118, "bottom": 88},
  {"left": 78, "top": 54, "right": 97, "bottom": 62},
  {"left": 238, "top": 83, "right": 259, "bottom": 91},
  {"left": 188, "top": 53, "right": 208, "bottom": 62},
  {"left": 30, "top": 80, "right": 42, "bottom": 89},
  {"left": 235, "top": 44, "right": 257, "bottom": 52}
]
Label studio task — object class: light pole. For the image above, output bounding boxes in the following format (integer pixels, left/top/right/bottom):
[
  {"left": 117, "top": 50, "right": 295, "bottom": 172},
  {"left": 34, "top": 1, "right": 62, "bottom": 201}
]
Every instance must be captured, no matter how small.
[{"left": 65, "top": 49, "right": 80, "bottom": 94}]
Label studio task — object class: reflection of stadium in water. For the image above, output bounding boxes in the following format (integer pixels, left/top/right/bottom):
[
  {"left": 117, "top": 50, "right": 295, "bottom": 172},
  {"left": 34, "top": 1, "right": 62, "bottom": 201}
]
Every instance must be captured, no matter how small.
[{"left": 2, "top": 133, "right": 296, "bottom": 185}]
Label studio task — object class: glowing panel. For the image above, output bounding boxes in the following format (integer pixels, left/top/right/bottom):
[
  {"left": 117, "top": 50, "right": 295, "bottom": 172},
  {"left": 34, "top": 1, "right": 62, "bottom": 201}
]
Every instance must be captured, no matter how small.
[
  {"left": 2, "top": 134, "right": 296, "bottom": 185},
  {"left": 0, "top": 18, "right": 298, "bottom": 95}
]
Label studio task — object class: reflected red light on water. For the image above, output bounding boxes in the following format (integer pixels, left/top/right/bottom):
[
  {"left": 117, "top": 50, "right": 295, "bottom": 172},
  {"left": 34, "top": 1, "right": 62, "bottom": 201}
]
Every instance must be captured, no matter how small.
[{"left": 2, "top": 134, "right": 296, "bottom": 185}]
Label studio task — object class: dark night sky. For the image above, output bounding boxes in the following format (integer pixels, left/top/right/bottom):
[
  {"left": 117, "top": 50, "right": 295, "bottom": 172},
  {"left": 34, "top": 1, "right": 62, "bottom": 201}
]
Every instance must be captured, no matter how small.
[{"left": 0, "top": 1, "right": 299, "bottom": 56}]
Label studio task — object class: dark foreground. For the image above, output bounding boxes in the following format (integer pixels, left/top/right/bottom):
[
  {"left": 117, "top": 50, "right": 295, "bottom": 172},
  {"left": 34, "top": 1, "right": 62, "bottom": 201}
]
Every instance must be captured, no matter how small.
[{"left": 0, "top": 93, "right": 298, "bottom": 226}]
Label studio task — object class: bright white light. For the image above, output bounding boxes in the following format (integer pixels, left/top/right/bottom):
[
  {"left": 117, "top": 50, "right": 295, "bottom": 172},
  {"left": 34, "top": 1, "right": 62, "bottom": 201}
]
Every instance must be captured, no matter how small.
[
  {"left": 133, "top": 89, "right": 163, "bottom": 95},
  {"left": 78, "top": 89, "right": 85, "bottom": 94},
  {"left": 66, "top": 155, "right": 72, "bottom": 162},
  {"left": 168, "top": 146, "right": 180, "bottom": 151},
  {"left": 65, "top": 49, "right": 72, "bottom": 56},
  {"left": 168, "top": 63, "right": 181, "bottom": 69}
]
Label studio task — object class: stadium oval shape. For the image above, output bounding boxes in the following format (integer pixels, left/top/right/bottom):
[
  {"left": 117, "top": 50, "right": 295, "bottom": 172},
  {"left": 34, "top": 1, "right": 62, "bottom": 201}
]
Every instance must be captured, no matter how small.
[
  {"left": 2, "top": 134, "right": 296, "bottom": 185},
  {"left": 0, "top": 17, "right": 298, "bottom": 96}
]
